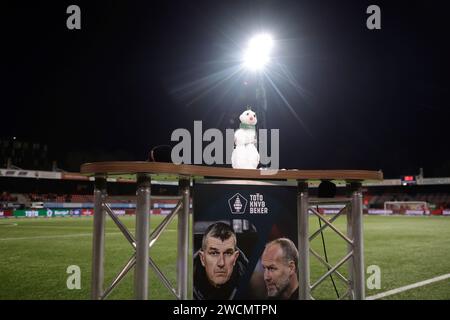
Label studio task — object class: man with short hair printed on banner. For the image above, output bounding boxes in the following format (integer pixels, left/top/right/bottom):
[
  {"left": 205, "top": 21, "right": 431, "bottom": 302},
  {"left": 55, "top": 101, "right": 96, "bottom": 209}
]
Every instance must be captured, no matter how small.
[
  {"left": 193, "top": 222, "right": 248, "bottom": 300},
  {"left": 261, "top": 238, "right": 299, "bottom": 300}
]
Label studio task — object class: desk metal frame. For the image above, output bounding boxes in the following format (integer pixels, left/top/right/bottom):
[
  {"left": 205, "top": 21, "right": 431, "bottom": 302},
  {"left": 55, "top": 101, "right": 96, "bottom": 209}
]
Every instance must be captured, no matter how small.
[{"left": 83, "top": 162, "right": 380, "bottom": 300}]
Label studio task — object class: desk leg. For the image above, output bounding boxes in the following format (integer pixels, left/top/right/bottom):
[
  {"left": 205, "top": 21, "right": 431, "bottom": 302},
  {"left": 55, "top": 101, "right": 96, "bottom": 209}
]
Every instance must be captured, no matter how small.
[
  {"left": 92, "top": 175, "right": 107, "bottom": 300},
  {"left": 135, "top": 173, "right": 151, "bottom": 300},
  {"left": 350, "top": 182, "right": 365, "bottom": 300},
  {"left": 178, "top": 177, "right": 190, "bottom": 300},
  {"left": 346, "top": 189, "right": 354, "bottom": 299},
  {"left": 298, "top": 181, "right": 310, "bottom": 300}
]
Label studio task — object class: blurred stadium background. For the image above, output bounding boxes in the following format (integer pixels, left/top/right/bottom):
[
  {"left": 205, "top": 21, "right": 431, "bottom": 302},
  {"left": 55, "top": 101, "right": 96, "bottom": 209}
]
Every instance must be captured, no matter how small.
[{"left": 1, "top": 138, "right": 449, "bottom": 299}]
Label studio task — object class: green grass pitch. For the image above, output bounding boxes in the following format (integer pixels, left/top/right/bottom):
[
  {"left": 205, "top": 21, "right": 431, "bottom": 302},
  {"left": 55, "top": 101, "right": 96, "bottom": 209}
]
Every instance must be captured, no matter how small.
[{"left": 0, "top": 215, "right": 449, "bottom": 300}]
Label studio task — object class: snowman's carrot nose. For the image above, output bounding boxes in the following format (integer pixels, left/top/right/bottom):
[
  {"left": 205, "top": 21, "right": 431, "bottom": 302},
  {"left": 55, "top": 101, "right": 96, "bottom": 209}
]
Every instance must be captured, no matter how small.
[{"left": 249, "top": 116, "right": 254, "bottom": 121}]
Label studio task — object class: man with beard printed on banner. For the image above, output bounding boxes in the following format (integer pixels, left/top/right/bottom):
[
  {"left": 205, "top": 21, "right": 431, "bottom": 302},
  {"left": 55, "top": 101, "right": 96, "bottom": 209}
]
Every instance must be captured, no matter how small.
[{"left": 261, "top": 238, "right": 299, "bottom": 300}]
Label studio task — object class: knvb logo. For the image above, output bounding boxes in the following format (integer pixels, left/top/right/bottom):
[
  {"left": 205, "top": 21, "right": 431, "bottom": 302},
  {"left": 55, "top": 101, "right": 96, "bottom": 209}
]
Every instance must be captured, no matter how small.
[
  {"left": 249, "top": 193, "right": 268, "bottom": 214},
  {"left": 228, "top": 193, "right": 248, "bottom": 214}
]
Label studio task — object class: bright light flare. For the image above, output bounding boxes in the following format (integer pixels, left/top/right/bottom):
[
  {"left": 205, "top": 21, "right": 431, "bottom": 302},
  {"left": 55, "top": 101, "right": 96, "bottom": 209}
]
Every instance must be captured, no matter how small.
[{"left": 243, "top": 33, "right": 274, "bottom": 71}]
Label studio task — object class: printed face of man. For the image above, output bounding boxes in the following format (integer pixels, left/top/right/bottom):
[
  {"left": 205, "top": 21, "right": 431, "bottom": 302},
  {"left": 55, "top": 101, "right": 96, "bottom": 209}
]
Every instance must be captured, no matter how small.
[
  {"left": 261, "top": 244, "right": 294, "bottom": 298},
  {"left": 200, "top": 236, "right": 239, "bottom": 287}
]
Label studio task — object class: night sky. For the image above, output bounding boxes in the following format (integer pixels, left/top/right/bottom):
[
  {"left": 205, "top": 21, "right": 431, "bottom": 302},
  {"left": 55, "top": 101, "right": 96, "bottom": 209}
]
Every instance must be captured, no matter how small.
[{"left": 2, "top": 0, "right": 450, "bottom": 178}]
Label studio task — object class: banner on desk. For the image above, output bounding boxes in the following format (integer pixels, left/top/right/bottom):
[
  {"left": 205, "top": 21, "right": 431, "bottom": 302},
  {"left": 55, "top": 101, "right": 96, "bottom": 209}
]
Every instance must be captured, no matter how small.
[{"left": 193, "top": 182, "right": 298, "bottom": 300}]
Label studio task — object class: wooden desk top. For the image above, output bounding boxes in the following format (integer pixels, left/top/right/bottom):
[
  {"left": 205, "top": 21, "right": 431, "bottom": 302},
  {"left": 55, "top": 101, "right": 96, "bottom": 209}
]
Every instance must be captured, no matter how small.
[{"left": 81, "top": 162, "right": 383, "bottom": 182}]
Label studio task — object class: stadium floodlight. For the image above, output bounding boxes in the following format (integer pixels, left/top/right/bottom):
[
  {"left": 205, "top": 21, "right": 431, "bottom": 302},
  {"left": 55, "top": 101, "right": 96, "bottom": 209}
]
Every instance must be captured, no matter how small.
[{"left": 243, "top": 33, "right": 274, "bottom": 71}]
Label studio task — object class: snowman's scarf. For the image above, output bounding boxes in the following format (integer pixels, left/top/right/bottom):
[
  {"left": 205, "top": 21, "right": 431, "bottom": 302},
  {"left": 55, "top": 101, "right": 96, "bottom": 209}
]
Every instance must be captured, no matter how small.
[{"left": 239, "top": 123, "right": 256, "bottom": 130}]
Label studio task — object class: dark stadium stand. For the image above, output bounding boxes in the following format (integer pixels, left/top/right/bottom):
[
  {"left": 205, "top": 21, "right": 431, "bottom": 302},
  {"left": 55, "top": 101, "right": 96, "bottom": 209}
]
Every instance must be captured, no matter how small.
[{"left": 368, "top": 193, "right": 450, "bottom": 207}]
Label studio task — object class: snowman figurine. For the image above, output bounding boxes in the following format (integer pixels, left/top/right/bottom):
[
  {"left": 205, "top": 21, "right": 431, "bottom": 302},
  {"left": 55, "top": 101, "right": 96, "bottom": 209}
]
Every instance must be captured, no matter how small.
[{"left": 231, "top": 107, "right": 260, "bottom": 169}]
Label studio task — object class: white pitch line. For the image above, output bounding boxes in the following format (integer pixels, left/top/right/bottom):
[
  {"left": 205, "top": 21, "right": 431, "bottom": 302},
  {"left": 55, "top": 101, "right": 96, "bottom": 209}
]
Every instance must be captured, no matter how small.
[
  {"left": 0, "top": 229, "right": 176, "bottom": 241},
  {"left": 366, "top": 273, "right": 450, "bottom": 300},
  {"left": 0, "top": 223, "right": 18, "bottom": 226},
  {"left": 0, "top": 232, "right": 122, "bottom": 241},
  {"left": 16, "top": 225, "right": 133, "bottom": 230}
]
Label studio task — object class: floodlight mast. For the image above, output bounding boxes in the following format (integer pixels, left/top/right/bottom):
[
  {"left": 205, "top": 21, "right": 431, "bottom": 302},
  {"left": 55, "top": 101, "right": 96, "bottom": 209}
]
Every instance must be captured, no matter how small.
[
  {"left": 242, "top": 33, "right": 273, "bottom": 129},
  {"left": 255, "top": 73, "right": 267, "bottom": 129}
]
